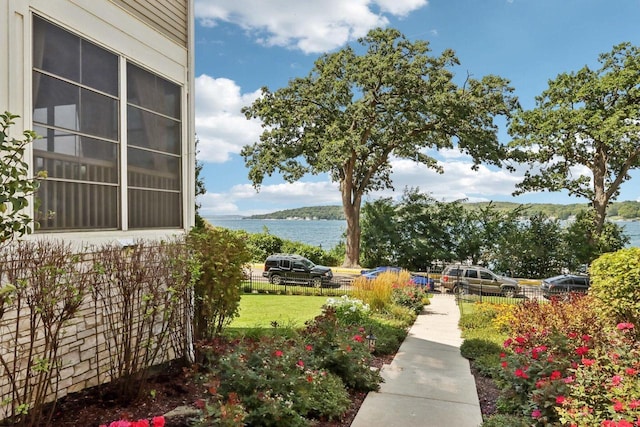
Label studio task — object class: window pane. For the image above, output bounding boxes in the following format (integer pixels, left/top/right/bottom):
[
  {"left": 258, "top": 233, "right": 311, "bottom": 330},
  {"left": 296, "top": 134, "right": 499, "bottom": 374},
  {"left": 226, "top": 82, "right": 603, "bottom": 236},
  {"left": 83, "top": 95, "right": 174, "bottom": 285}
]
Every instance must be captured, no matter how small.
[
  {"left": 33, "top": 73, "right": 79, "bottom": 130},
  {"left": 80, "top": 89, "right": 119, "bottom": 140},
  {"left": 82, "top": 40, "right": 118, "bottom": 95},
  {"left": 128, "top": 189, "right": 182, "bottom": 228},
  {"left": 127, "top": 147, "right": 180, "bottom": 190},
  {"left": 33, "top": 127, "right": 118, "bottom": 183},
  {"left": 33, "top": 17, "right": 80, "bottom": 82},
  {"left": 127, "top": 63, "right": 180, "bottom": 118},
  {"left": 36, "top": 180, "right": 119, "bottom": 230},
  {"left": 127, "top": 105, "right": 180, "bottom": 154}
]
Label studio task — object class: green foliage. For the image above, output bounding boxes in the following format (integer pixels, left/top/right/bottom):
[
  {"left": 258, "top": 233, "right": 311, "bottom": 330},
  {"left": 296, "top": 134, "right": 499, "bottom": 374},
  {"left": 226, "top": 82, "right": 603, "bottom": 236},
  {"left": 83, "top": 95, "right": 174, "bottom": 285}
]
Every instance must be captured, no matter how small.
[
  {"left": 204, "top": 335, "right": 351, "bottom": 426},
  {"left": 390, "top": 285, "right": 427, "bottom": 314},
  {"left": 324, "top": 295, "right": 371, "bottom": 326},
  {"left": 481, "top": 414, "right": 530, "bottom": 427},
  {"left": 188, "top": 225, "right": 253, "bottom": 340},
  {"left": 563, "top": 209, "right": 629, "bottom": 267},
  {"left": 460, "top": 339, "right": 503, "bottom": 361},
  {"left": 281, "top": 240, "right": 339, "bottom": 266},
  {"left": 508, "top": 42, "right": 640, "bottom": 236},
  {"left": 248, "top": 205, "right": 345, "bottom": 220},
  {"left": 242, "top": 27, "right": 517, "bottom": 266},
  {"left": 589, "top": 247, "right": 640, "bottom": 330},
  {"left": 246, "top": 230, "right": 284, "bottom": 262},
  {"left": 302, "top": 308, "right": 382, "bottom": 391},
  {"left": 0, "top": 112, "right": 47, "bottom": 245}
]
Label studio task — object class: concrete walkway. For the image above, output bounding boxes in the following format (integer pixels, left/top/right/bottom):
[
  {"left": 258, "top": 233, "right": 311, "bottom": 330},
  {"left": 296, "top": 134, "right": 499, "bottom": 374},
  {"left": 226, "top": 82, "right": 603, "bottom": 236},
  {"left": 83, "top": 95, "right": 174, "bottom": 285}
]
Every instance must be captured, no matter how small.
[{"left": 351, "top": 294, "right": 483, "bottom": 427}]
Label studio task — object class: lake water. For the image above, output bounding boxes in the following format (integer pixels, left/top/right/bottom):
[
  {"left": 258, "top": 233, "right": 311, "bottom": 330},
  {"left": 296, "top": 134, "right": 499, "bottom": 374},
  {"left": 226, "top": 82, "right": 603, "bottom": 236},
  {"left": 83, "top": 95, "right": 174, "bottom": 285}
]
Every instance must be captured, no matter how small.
[{"left": 204, "top": 217, "right": 640, "bottom": 250}]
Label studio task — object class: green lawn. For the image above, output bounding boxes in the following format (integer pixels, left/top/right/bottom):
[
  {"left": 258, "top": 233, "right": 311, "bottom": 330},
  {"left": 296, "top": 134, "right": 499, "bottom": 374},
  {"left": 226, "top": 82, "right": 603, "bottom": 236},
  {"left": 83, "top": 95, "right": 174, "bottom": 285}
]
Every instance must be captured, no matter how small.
[{"left": 228, "top": 294, "right": 329, "bottom": 328}]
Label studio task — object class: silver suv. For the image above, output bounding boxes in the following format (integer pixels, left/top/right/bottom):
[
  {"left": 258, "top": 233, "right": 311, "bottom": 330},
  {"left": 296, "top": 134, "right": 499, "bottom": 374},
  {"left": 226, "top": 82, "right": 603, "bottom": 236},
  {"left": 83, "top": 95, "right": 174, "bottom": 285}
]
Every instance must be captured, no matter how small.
[{"left": 440, "top": 265, "right": 521, "bottom": 297}]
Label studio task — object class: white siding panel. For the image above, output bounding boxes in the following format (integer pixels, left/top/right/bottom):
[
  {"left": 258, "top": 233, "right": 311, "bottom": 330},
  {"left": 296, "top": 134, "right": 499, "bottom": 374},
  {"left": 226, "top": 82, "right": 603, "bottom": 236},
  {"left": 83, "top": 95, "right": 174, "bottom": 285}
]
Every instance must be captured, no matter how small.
[{"left": 109, "top": 0, "right": 188, "bottom": 47}]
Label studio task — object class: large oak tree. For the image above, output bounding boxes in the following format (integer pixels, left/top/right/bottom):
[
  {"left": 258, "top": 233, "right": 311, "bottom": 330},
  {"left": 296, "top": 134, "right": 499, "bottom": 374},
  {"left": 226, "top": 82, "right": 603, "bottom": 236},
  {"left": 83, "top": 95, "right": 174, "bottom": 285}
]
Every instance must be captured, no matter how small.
[
  {"left": 241, "top": 28, "right": 517, "bottom": 267},
  {"left": 509, "top": 43, "right": 640, "bottom": 240}
]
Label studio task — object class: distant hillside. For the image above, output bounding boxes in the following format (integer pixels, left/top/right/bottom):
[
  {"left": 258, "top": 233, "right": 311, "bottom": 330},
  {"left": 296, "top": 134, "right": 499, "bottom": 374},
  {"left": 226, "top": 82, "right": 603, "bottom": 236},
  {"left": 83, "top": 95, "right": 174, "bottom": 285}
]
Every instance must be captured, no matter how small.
[
  {"left": 247, "top": 200, "right": 640, "bottom": 221},
  {"left": 247, "top": 206, "right": 345, "bottom": 220}
]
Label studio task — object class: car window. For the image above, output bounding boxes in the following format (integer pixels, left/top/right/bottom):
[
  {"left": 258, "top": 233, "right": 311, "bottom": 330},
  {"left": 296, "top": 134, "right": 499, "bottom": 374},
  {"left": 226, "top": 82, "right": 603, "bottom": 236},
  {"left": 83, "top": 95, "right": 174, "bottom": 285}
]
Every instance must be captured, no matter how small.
[
  {"left": 292, "top": 261, "right": 305, "bottom": 269},
  {"left": 574, "top": 277, "right": 589, "bottom": 286},
  {"left": 447, "top": 268, "right": 462, "bottom": 277},
  {"left": 280, "top": 260, "right": 291, "bottom": 269},
  {"left": 465, "top": 270, "right": 478, "bottom": 279},
  {"left": 480, "top": 271, "right": 494, "bottom": 280}
]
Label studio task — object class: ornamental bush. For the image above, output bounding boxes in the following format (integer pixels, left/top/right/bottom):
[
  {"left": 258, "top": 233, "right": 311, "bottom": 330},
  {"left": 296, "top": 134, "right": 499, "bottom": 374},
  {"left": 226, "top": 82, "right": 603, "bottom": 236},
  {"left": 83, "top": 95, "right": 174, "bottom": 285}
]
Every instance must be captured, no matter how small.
[
  {"left": 589, "top": 247, "right": 640, "bottom": 334},
  {"left": 324, "top": 295, "right": 370, "bottom": 325}
]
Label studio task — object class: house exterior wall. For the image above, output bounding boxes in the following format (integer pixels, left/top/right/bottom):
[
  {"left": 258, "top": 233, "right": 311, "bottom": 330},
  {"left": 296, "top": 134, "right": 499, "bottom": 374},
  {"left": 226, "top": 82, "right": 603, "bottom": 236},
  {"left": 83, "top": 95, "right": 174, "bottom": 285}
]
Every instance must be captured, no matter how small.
[{"left": 0, "top": 0, "right": 196, "bottom": 248}]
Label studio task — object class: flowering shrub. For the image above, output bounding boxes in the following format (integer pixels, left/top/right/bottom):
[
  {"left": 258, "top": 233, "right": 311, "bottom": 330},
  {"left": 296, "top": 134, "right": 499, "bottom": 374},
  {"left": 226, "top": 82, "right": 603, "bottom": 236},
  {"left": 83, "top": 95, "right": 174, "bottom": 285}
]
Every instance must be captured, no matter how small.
[
  {"left": 303, "top": 308, "right": 382, "bottom": 391},
  {"left": 204, "top": 333, "right": 351, "bottom": 426},
  {"left": 497, "top": 294, "right": 640, "bottom": 426},
  {"left": 325, "top": 295, "right": 370, "bottom": 325},
  {"left": 556, "top": 322, "right": 640, "bottom": 427},
  {"left": 99, "top": 416, "right": 165, "bottom": 427},
  {"left": 391, "top": 284, "right": 427, "bottom": 314}
]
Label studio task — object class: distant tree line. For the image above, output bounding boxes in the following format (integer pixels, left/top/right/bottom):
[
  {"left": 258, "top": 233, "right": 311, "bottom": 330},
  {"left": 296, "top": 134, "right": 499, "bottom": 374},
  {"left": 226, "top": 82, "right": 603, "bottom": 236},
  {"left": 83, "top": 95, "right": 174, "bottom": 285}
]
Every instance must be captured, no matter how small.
[
  {"left": 249, "top": 200, "right": 640, "bottom": 222},
  {"left": 360, "top": 189, "right": 629, "bottom": 279}
]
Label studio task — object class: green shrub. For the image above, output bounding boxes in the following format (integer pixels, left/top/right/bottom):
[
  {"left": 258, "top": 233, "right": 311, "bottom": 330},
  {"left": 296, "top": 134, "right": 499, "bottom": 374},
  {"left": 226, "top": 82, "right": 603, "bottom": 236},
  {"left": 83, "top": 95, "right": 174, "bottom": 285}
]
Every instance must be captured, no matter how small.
[
  {"left": 481, "top": 414, "right": 530, "bottom": 427},
  {"left": 391, "top": 285, "right": 427, "bottom": 314},
  {"left": 460, "top": 338, "right": 503, "bottom": 361},
  {"left": 472, "top": 353, "right": 503, "bottom": 378},
  {"left": 188, "top": 224, "right": 253, "bottom": 340},
  {"left": 324, "top": 295, "right": 370, "bottom": 326},
  {"left": 205, "top": 335, "right": 350, "bottom": 426},
  {"left": 366, "top": 320, "right": 407, "bottom": 355},
  {"left": 589, "top": 247, "right": 640, "bottom": 331}
]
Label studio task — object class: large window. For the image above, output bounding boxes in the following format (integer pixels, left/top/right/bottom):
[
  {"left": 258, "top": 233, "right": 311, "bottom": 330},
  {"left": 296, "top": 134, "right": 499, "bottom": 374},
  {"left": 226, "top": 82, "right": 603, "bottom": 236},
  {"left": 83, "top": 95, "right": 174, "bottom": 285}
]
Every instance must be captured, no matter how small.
[{"left": 32, "top": 16, "right": 182, "bottom": 230}]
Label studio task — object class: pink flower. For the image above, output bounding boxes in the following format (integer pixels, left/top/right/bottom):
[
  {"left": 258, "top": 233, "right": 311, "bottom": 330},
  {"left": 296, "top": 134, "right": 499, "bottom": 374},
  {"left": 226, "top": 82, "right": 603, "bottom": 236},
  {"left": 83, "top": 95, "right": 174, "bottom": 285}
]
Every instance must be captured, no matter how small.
[
  {"left": 296, "top": 359, "right": 305, "bottom": 368},
  {"left": 613, "top": 400, "right": 625, "bottom": 412},
  {"left": 501, "top": 361, "right": 508, "bottom": 368},
  {"left": 611, "top": 375, "right": 623, "bottom": 386},
  {"left": 629, "top": 399, "right": 640, "bottom": 409},
  {"left": 305, "top": 344, "right": 313, "bottom": 351},
  {"left": 581, "top": 334, "right": 591, "bottom": 342},
  {"left": 616, "top": 322, "right": 635, "bottom": 330},
  {"left": 274, "top": 350, "right": 283, "bottom": 357},
  {"left": 582, "top": 358, "right": 595, "bottom": 366},
  {"left": 503, "top": 338, "right": 513, "bottom": 348},
  {"left": 625, "top": 367, "right": 637, "bottom": 376},
  {"left": 556, "top": 395, "right": 566, "bottom": 404},
  {"left": 531, "top": 409, "right": 542, "bottom": 419}
]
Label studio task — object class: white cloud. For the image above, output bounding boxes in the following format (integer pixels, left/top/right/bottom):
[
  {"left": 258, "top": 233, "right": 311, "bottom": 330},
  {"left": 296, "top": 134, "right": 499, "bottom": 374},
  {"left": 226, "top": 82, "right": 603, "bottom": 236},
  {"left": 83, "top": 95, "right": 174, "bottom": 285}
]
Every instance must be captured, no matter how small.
[
  {"left": 194, "top": 0, "right": 428, "bottom": 54},
  {"left": 195, "top": 75, "right": 263, "bottom": 162},
  {"left": 199, "top": 181, "right": 341, "bottom": 216}
]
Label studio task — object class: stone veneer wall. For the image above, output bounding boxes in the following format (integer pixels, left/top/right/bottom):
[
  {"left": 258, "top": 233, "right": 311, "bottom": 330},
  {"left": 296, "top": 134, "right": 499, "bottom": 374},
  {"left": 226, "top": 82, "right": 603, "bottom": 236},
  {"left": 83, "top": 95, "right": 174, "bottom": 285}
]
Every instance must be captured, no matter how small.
[{"left": 0, "top": 245, "right": 192, "bottom": 421}]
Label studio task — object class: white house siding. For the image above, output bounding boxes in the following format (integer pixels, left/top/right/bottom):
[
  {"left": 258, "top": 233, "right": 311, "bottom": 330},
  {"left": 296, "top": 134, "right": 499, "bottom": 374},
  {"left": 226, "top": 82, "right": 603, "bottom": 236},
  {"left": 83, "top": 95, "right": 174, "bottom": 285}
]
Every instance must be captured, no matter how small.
[{"left": 0, "top": 0, "right": 196, "bottom": 248}]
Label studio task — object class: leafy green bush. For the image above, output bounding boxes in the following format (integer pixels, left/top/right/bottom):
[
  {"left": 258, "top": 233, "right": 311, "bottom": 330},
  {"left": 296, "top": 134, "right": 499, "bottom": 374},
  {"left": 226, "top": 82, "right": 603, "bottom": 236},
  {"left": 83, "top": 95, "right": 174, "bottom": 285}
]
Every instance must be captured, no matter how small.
[
  {"left": 589, "top": 247, "right": 640, "bottom": 332},
  {"left": 481, "top": 414, "right": 530, "bottom": 427},
  {"left": 460, "top": 338, "right": 503, "bottom": 361},
  {"left": 188, "top": 224, "right": 253, "bottom": 340},
  {"left": 206, "top": 335, "right": 350, "bottom": 426},
  {"left": 391, "top": 285, "right": 427, "bottom": 314},
  {"left": 302, "top": 308, "right": 382, "bottom": 391},
  {"left": 324, "top": 295, "right": 370, "bottom": 325}
]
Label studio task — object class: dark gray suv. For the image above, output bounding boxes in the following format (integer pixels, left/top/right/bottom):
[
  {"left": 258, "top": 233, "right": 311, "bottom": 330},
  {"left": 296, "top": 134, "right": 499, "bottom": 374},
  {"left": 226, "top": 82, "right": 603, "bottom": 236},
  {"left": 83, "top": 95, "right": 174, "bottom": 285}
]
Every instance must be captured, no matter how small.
[
  {"left": 262, "top": 254, "right": 334, "bottom": 287},
  {"left": 440, "top": 265, "right": 521, "bottom": 297}
]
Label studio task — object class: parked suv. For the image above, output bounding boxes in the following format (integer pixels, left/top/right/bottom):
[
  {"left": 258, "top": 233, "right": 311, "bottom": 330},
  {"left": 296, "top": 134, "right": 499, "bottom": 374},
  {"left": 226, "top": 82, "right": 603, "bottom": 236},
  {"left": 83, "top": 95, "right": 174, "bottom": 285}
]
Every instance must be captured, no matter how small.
[
  {"left": 262, "top": 254, "right": 334, "bottom": 287},
  {"left": 440, "top": 265, "right": 521, "bottom": 297},
  {"left": 541, "top": 274, "right": 590, "bottom": 299}
]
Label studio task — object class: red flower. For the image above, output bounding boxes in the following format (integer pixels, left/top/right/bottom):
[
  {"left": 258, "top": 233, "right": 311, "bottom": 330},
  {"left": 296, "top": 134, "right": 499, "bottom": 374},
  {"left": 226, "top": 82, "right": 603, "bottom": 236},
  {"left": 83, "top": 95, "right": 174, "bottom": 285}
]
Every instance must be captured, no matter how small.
[
  {"left": 556, "top": 395, "right": 566, "bottom": 404},
  {"left": 611, "top": 375, "right": 623, "bottom": 386},
  {"left": 305, "top": 344, "right": 313, "bottom": 351},
  {"left": 575, "top": 346, "right": 589, "bottom": 356},
  {"left": 550, "top": 370, "right": 562, "bottom": 380},
  {"left": 613, "top": 400, "right": 625, "bottom": 412},
  {"left": 625, "top": 367, "right": 637, "bottom": 376},
  {"left": 581, "top": 334, "right": 591, "bottom": 342},
  {"left": 616, "top": 322, "right": 635, "bottom": 330},
  {"left": 274, "top": 350, "right": 284, "bottom": 357},
  {"left": 503, "top": 338, "right": 513, "bottom": 348},
  {"left": 296, "top": 359, "right": 305, "bottom": 368},
  {"left": 501, "top": 361, "right": 508, "bottom": 368},
  {"left": 306, "top": 375, "right": 313, "bottom": 383},
  {"left": 515, "top": 368, "right": 529, "bottom": 379},
  {"left": 152, "top": 417, "right": 165, "bottom": 427},
  {"left": 353, "top": 334, "right": 364, "bottom": 343},
  {"left": 531, "top": 409, "right": 542, "bottom": 419}
]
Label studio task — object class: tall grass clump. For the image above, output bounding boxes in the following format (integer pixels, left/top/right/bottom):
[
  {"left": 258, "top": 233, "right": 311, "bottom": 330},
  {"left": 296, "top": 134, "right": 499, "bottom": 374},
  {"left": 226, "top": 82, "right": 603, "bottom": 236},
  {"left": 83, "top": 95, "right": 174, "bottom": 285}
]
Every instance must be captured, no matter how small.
[{"left": 352, "top": 270, "right": 408, "bottom": 311}]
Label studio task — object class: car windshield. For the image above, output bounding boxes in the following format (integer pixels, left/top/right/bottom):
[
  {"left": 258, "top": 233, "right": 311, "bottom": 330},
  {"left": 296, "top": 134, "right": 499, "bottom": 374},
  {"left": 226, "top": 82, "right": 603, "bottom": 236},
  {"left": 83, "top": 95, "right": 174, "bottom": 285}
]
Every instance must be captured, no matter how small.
[{"left": 300, "top": 258, "right": 315, "bottom": 268}]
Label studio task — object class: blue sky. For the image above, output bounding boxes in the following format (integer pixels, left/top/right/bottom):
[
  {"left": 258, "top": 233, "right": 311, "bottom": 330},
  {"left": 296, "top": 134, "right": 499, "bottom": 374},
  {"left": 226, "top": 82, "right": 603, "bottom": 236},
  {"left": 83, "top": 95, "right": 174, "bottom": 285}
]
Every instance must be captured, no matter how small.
[{"left": 193, "top": 0, "right": 640, "bottom": 217}]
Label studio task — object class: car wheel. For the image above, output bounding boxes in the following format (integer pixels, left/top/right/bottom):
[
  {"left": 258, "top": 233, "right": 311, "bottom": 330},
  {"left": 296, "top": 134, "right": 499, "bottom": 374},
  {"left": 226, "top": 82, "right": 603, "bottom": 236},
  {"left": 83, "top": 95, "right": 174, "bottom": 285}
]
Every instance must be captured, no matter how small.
[
  {"left": 271, "top": 274, "right": 283, "bottom": 285},
  {"left": 453, "top": 284, "right": 466, "bottom": 295},
  {"left": 311, "top": 277, "right": 323, "bottom": 288},
  {"left": 501, "top": 287, "right": 516, "bottom": 298}
]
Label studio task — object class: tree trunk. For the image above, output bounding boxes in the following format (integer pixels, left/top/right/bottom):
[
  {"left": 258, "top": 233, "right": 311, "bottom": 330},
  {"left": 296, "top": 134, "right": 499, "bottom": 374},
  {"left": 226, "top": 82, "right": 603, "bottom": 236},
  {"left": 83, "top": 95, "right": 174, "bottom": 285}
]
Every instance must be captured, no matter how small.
[
  {"left": 591, "top": 152, "right": 610, "bottom": 240},
  {"left": 342, "top": 184, "right": 362, "bottom": 268}
]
